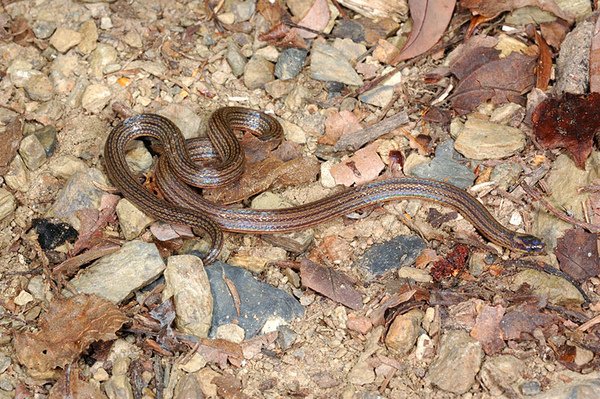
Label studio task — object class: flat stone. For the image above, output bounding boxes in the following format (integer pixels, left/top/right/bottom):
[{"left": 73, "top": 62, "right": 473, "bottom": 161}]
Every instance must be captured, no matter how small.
[
  {"left": 157, "top": 104, "right": 202, "bottom": 140},
  {"left": 18, "top": 134, "right": 47, "bottom": 171},
  {"left": 78, "top": 20, "right": 98, "bottom": 55},
  {"left": 511, "top": 269, "right": 585, "bottom": 306},
  {"left": 454, "top": 118, "right": 526, "bottom": 159},
  {"left": 49, "top": 27, "right": 82, "bottom": 53},
  {"left": 4, "top": 155, "right": 30, "bottom": 192},
  {"left": 385, "top": 309, "right": 423, "bottom": 355},
  {"left": 59, "top": 115, "right": 106, "bottom": 160},
  {"left": 426, "top": 329, "right": 484, "bottom": 394},
  {"left": 332, "top": 38, "right": 367, "bottom": 63},
  {"left": 215, "top": 323, "right": 245, "bottom": 343},
  {"left": 409, "top": 140, "right": 476, "bottom": 189},
  {"left": 243, "top": 56, "right": 274, "bottom": 90},
  {"left": 24, "top": 74, "right": 54, "bottom": 102},
  {"left": 33, "top": 126, "right": 58, "bottom": 156},
  {"left": 479, "top": 355, "right": 526, "bottom": 397},
  {"left": 359, "top": 71, "right": 402, "bottom": 107},
  {"left": 275, "top": 48, "right": 308, "bottom": 80},
  {"left": 47, "top": 155, "right": 87, "bottom": 180},
  {"left": 356, "top": 235, "right": 426, "bottom": 276},
  {"left": 310, "top": 41, "right": 363, "bottom": 86},
  {"left": 89, "top": 44, "right": 118, "bottom": 78},
  {"left": 163, "top": 255, "right": 213, "bottom": 338},
  {"left": 81, "top": 83, "right": 111, "bottom": 113},
  {"left": 0, "top": 189, "right": 16, "bottom": 222},
  {"left": 531, "top": 372, "right": 600, "bottom": 399},
  {"left": 347, "top": 361, "right": 375, "bottom": 385},
  {"left": 398, "top": 267, "right": 432, "bottom": 283},
  {"left": 225, "top": 41, "right": 246, "bottom": 77},
  {"left": 264, "top": 79, "right": 294, "bottom": 99},
  {"left": 69, "top": 241, "right": 166, "bottom": 304},
  {"left": 206, "top": 262, "right": 304, "bottom": 338},
  {"left": 115, "top": 198, "right": 155, "bottom": 240}
]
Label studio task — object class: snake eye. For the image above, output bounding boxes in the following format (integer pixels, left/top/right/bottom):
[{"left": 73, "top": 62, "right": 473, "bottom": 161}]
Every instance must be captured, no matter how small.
[{"left": 515, "top": 234, "right": 545, "bottom": 253}]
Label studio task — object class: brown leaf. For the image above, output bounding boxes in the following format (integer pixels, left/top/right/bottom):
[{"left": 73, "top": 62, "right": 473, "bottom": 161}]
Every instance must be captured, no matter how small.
[
  {"left": 556, "top": 228, "right": 600, "bottom": 282},
  {"left": 470, "top": 304, "right": 505, "bottom": 355},
  {"left": 258, "top": 22, "right": 308, "bottom": 49},
  {"left": 319, "top": 110, "right": 363, "bottom": 146},
  {"left": 540, "top": 19, "right": 569, "bottom": 49},
  {"left": 450, "top": 52, "right": 537, "bottom": 115},
  {"left": 460, "top": 0, "right": 574, "bottom": 23},
  {"left": 213, "top": 374, "right": 251, "bottom": 399},
  {"left": 391, "top": 0, "right": 456, "bottom": 64},
  {"left": 49, "top": 366, "right": 108, "bottom": 399},
  {"left": 369, "top": 288, "right": 417, "bottom": 326},
  {"left": 447, "top": 35, "right": 499, "bottom": 80},
  {"left": 10, "top": 16, "right": 35, "bottom": 46},
  {"left": 256, "top": 0, "right": 285, "bottom": 24},
  {"left": 500, "top": 304, "right": 557, "bottom": 340},
  {"left": 590, "top": 16, "right": 600, "bottom": 93},
  {"left": 72, "top": 193, "right": 120, "bottom": 255},
  {"left": 330, "top": 142, "right": 385, "bottom": 187},
  {"left": 532, "top": 93, "right": 600, "bottom": 169},
  {"left": 532, "top": 28, "right": 552, "bottom": 91},
  {"left": 0, "top": 117, "right": 22, "bottom": 175},
  {"left": 300, "top": 259, "right": 363, "bottom": 310},
  {"left": 14, "top": 294, "right": 128, "bottom": 376},
  {"left": 296, "top": 0, "right": 330, "bottom": 39},
  {"left": 197, "top": 338, "right": 244, "bottom": 368}
]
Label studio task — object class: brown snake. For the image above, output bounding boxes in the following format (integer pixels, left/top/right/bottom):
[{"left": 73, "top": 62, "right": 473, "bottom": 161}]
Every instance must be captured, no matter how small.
[{"left": 104, "top": 107, "right": 545, "bottom": 263}]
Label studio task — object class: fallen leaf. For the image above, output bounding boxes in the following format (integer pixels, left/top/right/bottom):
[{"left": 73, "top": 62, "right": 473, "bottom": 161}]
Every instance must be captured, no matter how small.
[
  {"left": 450, "top": 52, "right": 537, "bottom": 115},
  {"left": 258, "top": 22, "right": 308, "bottom": 49},
  {"left": 300, "top": 258, "right": 363, "bottom": 310},
  {"left": 556, "top": 228, "right": 600, "bottom": 282},
  {"left": 0, "top": 117, "right": 22, "bottom": 175},
  {"left": 590, "top": 16, "right": 600, "bottom": 93},
  {"left": 319, "top": 110, "right": 363, "bottom": 146},
  {"left": 369, "top": 288, "right": 417, "bottom": 326},
  {"left": 150, "top": 222, "right": 194, "bottom": 241},
  {"left": 72, "top": 193, "right": 120, "bottom": 255},
  {"left": 256, "top": 0, "right": 285, "bottom": 25},
  {"left": 241, "top": 331, "right": 278, "bottom": 360},
  {"left": 470, "top": 304, "right": 505, "bottom": 355},
  {"left": 532, "top": 93, "right": 600, "bottom": 169},
  {"left": 214, "top": 374, "right": 251, "bottom": 399},
  {"left": 330, "top": 142, "right": 385, "bottom": 186},
  {"left": 532, "top": 27, "right": 552, "bottom": 91},
  {"left": 197, "top": 338, "right": 243, "bottom": 368},
  {"left": 500, "top": 304, "right": 557, "bottom": 340},
  {"left": 295, "top": 0, "right": 330, "bottom": 39},
  {"left": 431, "top": 244, "right": 469, "bottom": 281},
  {"left": 447, "top": 35, "right": 499, "bottom": 80},
  {"left": 391, "top": 0, "right": 456, "bottom": 65},
  {"left": 540, "top": 19, "right": 569, "bottom": 49},
  {"left": 14, "top": 294, "right": 128, "bottom": 376},
  {"left": 460, "top": 0, "right": 574, "bottom": 23},
  {"left": 10, "top": 16, "right": 35, "bottom": 46},
  {"left": 49, "top": 366, "right": 108, "bottom": 399}
]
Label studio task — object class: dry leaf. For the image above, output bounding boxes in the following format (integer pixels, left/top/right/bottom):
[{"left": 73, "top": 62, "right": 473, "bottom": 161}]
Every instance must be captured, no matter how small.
[
  {"left": 556, "top": 228, "right": 600, "bottom": 282},
  {"left": 532, "top": 93, "right": 600, "bottom": 169},
  {"left": 447, "top": 35, "right": 499, "bottom": 80},
  {"left": 14, "top": 294, "right": 128, "bottom": 376},
  {"left": 197, "top": 338, "right": 244, "bottom": 368},
  {"left": 431, "top": 244, "right": 469, "bottom": 281},
  {"left": 296, "top": 0, "right": 330, "bottom": 39},
  {"left": 319, "top": 110, "right": 363, "bottom": 146},
  {"left": 213, "top": 374, "right": 251, "bottom": 399},
  {"left": 72, "top": 193, "right": 120, "bottom": 255},
  {"left": 330, "top": 142, "right": 385, "bottom": 187},
  {"left": 391, "top": 0, "right": 456, "bottom": 64},
  {"left": 540, "top": 19, "right": 569, "bottom": 49},
  {"left": 532, "top": 28, "right": 552, "bottom": 90},
  {"left": 500, "top": 304, "right": 557, "bottom": 340},
  {"left": 0, "top": 117, "right": 22, "bottom": 175},
  {"left": 256, "top": 0, "right": 285, "bottom": 24},
  {"left": 300, "top": 259, "right": 363, "bottom": 310},
  {"left": 470, "top": 304, "right": 505, "bottom": 355}
]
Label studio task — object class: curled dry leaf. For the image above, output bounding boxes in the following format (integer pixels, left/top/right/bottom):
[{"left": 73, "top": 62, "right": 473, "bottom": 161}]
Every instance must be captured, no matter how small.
[
  {"left": 532, "top": 93, "right": 600, "bottom": 169},
  {"left": 500, "top": 304, "right": 557, "bottom": 340},
  {"left": 555, "top": 228, "right": 600, "bottom": 282},
  {"left": 14, "top": 294, "right": 128, "bottom": 376},
  {"left": 460, "top": 0, "right": 574, "bottom": 23},
  {"left": 532, "top": 27, "right": 552, "bottom": 91},
  {"left": 391, "top": 0, "right": 456, "bottom": 65},
  {"left": 300, "top": 258, "right": 363, "bottom": 310}
]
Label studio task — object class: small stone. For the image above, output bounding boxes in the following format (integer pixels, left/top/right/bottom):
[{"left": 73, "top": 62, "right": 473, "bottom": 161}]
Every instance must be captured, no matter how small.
[
  {"left": 78, "top": 20, "right": 98, "bottom": 54},
  {"left": 32, "top": 20, "right": 56, "bottom": 39},
  {"left": 89, "top": 44, "right": 118, "bottom": 78},
  {"left": 332, "top": 38, "right": 367, "bottom": 62},
  {"left": 346, "top": 314, "right": 372, "bottom": 334},
  {"left": 243, "top": 56, "right": 275, "bottom": 90},
  {"left": 27, "top": 275, "right": 46, "bottom": 301},
  {"left": 275, "top": 48, "right": 308, "bottom": 80},
  {"left": 215, "top": 323, "right": 245, "bottom": 343},
  {"left": 217, "top": 12, "right": 235, "bottom": 25},
  {"left": 480, "top": 355, "right": 526, "bottom": 397},
  {"left": 13, "top": 290, "right": 33, "bottom": 306},
  {"left": 49, "top": 28, "right": 82, "bottom": 53},
  {"left": 397, "top": 267, "right": 432, "bottom": 283},
  {"left": 122, "top": 31, "right": 143, "bottom": 48},
  {"left": 81, "top": 84, "right": 111, "bottom": 113},
  {"left": 264, "top": 79, "right": 294, "bottom": 99},
  {"left": 490, "top": 162, "right": 523, "bottom": 191},
  {"left": 179, "top": 353, "right": 207, "bottom": 373},
  {"left": 226, "top": 41, "right": 247, "bottom": 77},
  {"left": 173, "top": 374, "right": 203, "bottom": 399},
  {"left": 385, "top": 309, "right": 423, "bottom": 355},
  {"left": 320, "top": 160, "right": 337, "bottom": 188},
  {"left": 574, "top": 346, "right": 594, "bottom": 366},
  {"left": 100, "top": 17, "right": 112, "bottom": 30},
  {"left": 19, "top": 134, "right": 47, "bottom": 171},
  {"left": 157, "top": 104, "right": 202, "bottom": 139},
  {"left": 7, "top": 60, "right": 37, "bottom": 88},
  {"left": 125, "top": 142, "right": 153, "bottom": 173},
  {"left": 24, "top": 74, "right": 54, "bottom": 102},
  {"left": 357, "top": 235, "right": 426, "bottom": 276},
  {"left": 279, "top": 118, "right": 306, "bottom": 144},
  {"left": 409, "top": 140, "right": 476, "bottom": 189},
  {"left": 47, "top": 155, "right": 88, "bottom": 180},
  {"left": 276, "top": 325, "right": 298, "bottom": 349},
  {"left": 0, "top": 354, "right": 11, "bottom": 374},
  {"left": 33, "top": 126, "right": 58, "bottom": 156},
  {"left": 93, "top": 368, "right": 109, "bottom": 382},
  {"left": 115, "top": 199, "right": 155, "bottom": 240},
  {"left": 231, "top": 0, "right": 256, "bottom": 22},
  {"left": 4, "top": 155, "right": 30, "bottom": 192},
  {"left": 454, "top": 118, "right": 526, "bottom": 159},
  {"left": 359, "top": 72, "right": 402, "bottom": 107},
  {"left": 255, "top": 46, "right": 280, "bottom": 62},
  {"left": 520, "top": 380, "right": 541, "bottom": 396},
  {"left": 512, "top": 269, "right": 585, "bottom": 306},
  {"left": 310, "top": 41, "right": 363, "bottom": 86},
  {"left": 347, "top": 361, "right": 375, "bottom": 385},
  {"left": 251, "top": 191, "right": 291, "bottom": 209}
]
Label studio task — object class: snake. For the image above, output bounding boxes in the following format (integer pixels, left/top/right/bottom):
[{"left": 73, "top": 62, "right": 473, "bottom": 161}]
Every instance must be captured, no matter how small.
[{"left": 103, "top": 107, "right": 545, "bottom": 263}]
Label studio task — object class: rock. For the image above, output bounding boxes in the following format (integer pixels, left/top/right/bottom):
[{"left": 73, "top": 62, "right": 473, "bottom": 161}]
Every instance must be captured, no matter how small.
[
  {"left": 275, "top": 48, "right": 308, "bottom": 80},
  {"left": 231, "top": 0, "right": 256, "bottom": 21},
  {"left": 68, "top": 241, "right": 166, "bottom": 304},
  {"left": 173, "top": 374, "right": 204, "bottom": 399},
  {"left": 163, "top": 255, "right": 213, "bottom": 338},
  {"left": 13, "top": 290, "right": 33, "bottom": 306},
  {"left": 59, "top": 115, "right": 106, "bottom": 160},
  {"left": 104, "top": 356, "right": 134, "bottom": 399},
  {"left": 18, "top": 134, "right": 47, "bottom": 171},
  {"left": 359, "top": 72, "right": 402, "bottom": 107},
  {"left": 511, "top": 269, "right": 585, "bottom": 306},
  {"left": 479, "top": 355, "right": 526, "bottom": 397},
  {"left": 125, "top": 142, "right": 153, "bottom": 173},
  {"left": 227, "top": 245, "right": 287, "bottom": 273},
  {"left": 179, "top": 353, "right": 207, "bottom": 373},
  {"left": 255, "top": 46, "right": 279, "bottom": 62},
  {"left": 332, "top": 38, "right": 367, "bottom": 63},
  {"left": 206, "top": 262, "right": 304, "bottom": 338},
  {"left": 115, "top": 198, "right": 155, "bottom": 240},
  {"left": 33, "top": 126, "right": 58, "bottom": 156},
  {"left": 276, "top": 325, "right": 298, "bottom": 349},
  {"left": 574, "top": 346, "right": 594, "bottom": 366},
  {"left": 347, "top": 361, "right": 375, "bottom": 385},
  {"left": 23, "top": 74, "right": 54, "bottom": 102},
  {"left": 521, "top": 380, "right": 541, "bottom": 396},
  {"left": 49, "top": 28, "right": 82, "bottom": 53},
  {"left": 531, "top": 372, "right": 600, "bottom": 399},
  {"left": 264, "top": 80, "right": 294, "bottom": 99},
  {"left": 32, "top": 20, "right": 56, "bottom": 39},
  {"left": 225, "top": 41, "right": 246, "bottom": 77},
  {"left": 215, "top": 323, "right": 245, "bottom": 343},
  {"left": 409, "top": 140, "right": 476, "bottom": 189},
  {"left": 490, "top": 162, "right": 523, "bottom": 191},
  {"left": 426, "top": 330, "right": 484, "bottom": 394},
  {"left": 279, "top": 118, "right": 307, "bottom": 144},
  {"left": 4, "top": 155, "right": 30, "bottom": 192},
  {"left": 7, "top": 60, "right": 38, "bottom": 88},
  {"left": 78, "top": 20, "right": 98, "bottom": 54},
  {"left": 81, "top": 83, "right": 111, "bottom": 113},
  {"left": 310, "top": 41, "right": 363, "bottom": 86},
  {"left": 47, "top": 168, "right": 107, "bottom": 229},
  {"left": 157, "top": 104, "right": 202, "bottom": 139},
  {"left": 243, "top": 56, "right": 274, "bottom": 90},
  {"left": 357, "top": 235, "right": 426, "bottom": 276},
  {"left": 122, "top": 31, "right": 143, "bottom": 48},
  {"left": 385, "top": 309, "right": 423, "bottom": 355},
  {"left": 397, "top": 267, "right": 432, "bottom": 283},
  {"left": 454, "top": 118, "right": 526, "bottom": 159},
  {"left": 89, "top": 44, "right": 118, "bottom": 78},
  {"left": 347, "top": 314, "right": 372, "bottom": 334},
  {"left": 47, "top": 155, "right": 87, "bottom": 180}
]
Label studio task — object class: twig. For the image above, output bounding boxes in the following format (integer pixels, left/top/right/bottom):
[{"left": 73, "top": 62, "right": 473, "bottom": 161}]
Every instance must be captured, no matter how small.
[{"left": 334, "top": 110, "right": 409, "bottom": 151}]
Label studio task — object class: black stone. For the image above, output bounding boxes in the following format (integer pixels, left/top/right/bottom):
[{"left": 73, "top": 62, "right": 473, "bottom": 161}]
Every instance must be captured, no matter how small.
[
  {"left": 32, "top": 218, "right": 78, "bottom": 250},
  {"left": 356, "top": 235, "right": 426, "bottom": 276}
]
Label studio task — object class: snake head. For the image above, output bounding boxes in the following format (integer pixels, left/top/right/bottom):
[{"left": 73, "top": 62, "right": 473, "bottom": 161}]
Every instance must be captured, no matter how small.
[{"left": 512, "top": 234, "right": 546, "bottom": 253}]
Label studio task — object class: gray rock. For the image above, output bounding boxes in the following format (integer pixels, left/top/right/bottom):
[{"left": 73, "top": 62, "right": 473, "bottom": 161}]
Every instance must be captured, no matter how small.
[
  {"left": 18, "top": 134, "right": 47, "bottom": 171},
  {"left": 157, "top": 104, "right": 202, "bottom": 140},
  {"left": 206, "top": 262, "right": 304, "bottom": 338},
  {"left": 490, "top": 162, "right": 523, "bottom": 191},
  {"left": 32, "top": 20, "right": 56, "bottom": 39},
  {"left": 277, "top": 325, "right": 298, "bottom": 350},
  {"left": 531, "top": 373, "right": 600, "bottom": 399},
  {"left": 81, "top": 83, "right": 111, "bottom": 113},
  {"left": 275, "top": 48, "right": 308, "bottom": 80},
  {"left": 163, "top": 255, "right": 213, "bottom": 338},
  {"left": 0, "top": 188, "right": 16, "bottom": 222},
  {"left": 231, "top": 0, "right": 256, "bottom": 22},
  {"left": 480, "top": 355, "right": 526, "bottom": 397},
  {"left": 359, "top": 72, "right": 402, "bottom": 107},
  {"left": 49, "top": 27, "right": 82, "bottom": 53},
  {"left": 33, "top": 126, "right": 58, "bottom": 156},
  {"left": 115, "top": 198, "right": 155, "bottom": 240},
  {"left": 7, "top": 60, "right": 38, "bottom": 88},
  {"left": 264, "top": 79, "right": 294, "bottom": 99},
  {"left": 4, "top": 155, "right": 30, "bottom": 192},
  {"left": 89, "top": 44, "right": 118, "bottom": 78},
  {"left": 243, "top": 56, "right": 275, "bottom": 90},
  {"left": 69, "top": 241, "right": 166, "bottom": 304},
  {"left": 125, "top": 142, "right": 153, "bottom": 173},
  {"left": 409, "top": 140, "right": 476, "bottom": 189},
  {"left": 24, "top": 74, "right": 54, "bottom": 102},
  {"left": 356, "top": 235, "right": 426, "bottom": 276},
  {"left": 59, "top": 115, "right": 107, "bottom": 160},
  {"left": 426, "top": 330, "right": 484, "bottom": 394},
  {"left": 454, "top": 118, "right": 526, "bottom": 159},
  {"left": 332, "top": 38, "right": 367, "bottom": 62},
  {"left": 310, "top": 41, "right": 363, "bottom": 86},
  {"left": 47, "top": 155, "right": 87, "bottom": 180},
  {"left": 225, "top": 41, "right": 247, "bottom": 78},
  {"left": 511, "top": 269, "right": 585, "bottom": 306},
  {"left": 521, "top": 380, "right": 541, "bottom": 396}
]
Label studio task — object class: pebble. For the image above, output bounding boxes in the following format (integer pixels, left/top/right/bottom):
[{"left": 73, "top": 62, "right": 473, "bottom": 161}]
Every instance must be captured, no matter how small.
[
  {"left": 359, "top": 71, "right": 402, "bottom": 107},
  {"left": 115, "top": 198, "right": 155, "bottom": 240},
  {"left": 23, "top": 74, "right": 54, "bottom": 102},
  {"left": 409, "top": 140, "right": 476, "bottom": 189},
  {"left": 0, "top": 354, "right": 10, "bottom": 374},
  {"left": 173, "top": 374, "right": 204, "bottom": 399},
  {"left": 276, "top": 325, "right": 298, "bottom": 350},
  {"left": 490, "top": 162, "right": 522, "bottom": 191},
  {"left": 425, "top": 330, "right": 484, "bottom": 394},
  {"left": 104, "top": 356, "right": 134, "bottom": 399},
  {"left": 206, "top": 262, "right": 304, "bottom": 338},
  {"left": 255, "top": 46, "right": 280, "bottom": 62},
  {"left": 454, "top": 118, "right": 526, "bottom": 159},
  {"left": 243, "top": 56, "right": 275, "bottom": 90},
  {"left": 415, "top": 333, "right": 434, "bottom": 360},
  {"left": 27, "top": 276, "right": 46, "bottom": 301},
  {"left": 264, "top": 79, "right": 294, "bottom": 99},
  {"left": 125, "top": 142, "right": 153, "bottom": 173},
  {"left": 511, "top": 269, "right": 584, "bottom": 306},
  {"left": 310, "top": 41, "right": 363, "bottom": 86},
  {"left": 215, "top": 323, "right": 245, "bottom": 343},
  {"left": 479, "top": 355, "right": 525, "bottom": 397},
  {"left": 68, "top": 241, "right": 166, "bottom": 304},
  {"left": 530, "top": 372, "right": 600, "bottom": 398},
  {"left": 47, "top": 155, "right": 87, "bottom": 180},
  {"left": 7, "top": 60, "right": 38, "bottom": 88},
  {"left": 163, "top": 255, "right": 213, "bottom": 338},
  {"left": 32, "top": 20, "right": 56, "bottom": 39},
  {"left": 122, "top": 31, "right": 143, "bottom": 48},
  {"left": 385, "top": 309, "right": 424, "bottom": 355},
  {"left": 60, "top": 116, "right": 107, "bottom": 160},
  {"left": 179, "top": 353, "right": 207, "bottom": 373},
  {"left": 275, "top": 48, "right": 308, "bottom": 80},
  {"left": 225, "top": 41, "right": 247, "bottom": 78},
  {"left": 13, "top": 290, "right": 34, "bottom": 306},
  {"left": 320, "top": 159, "right": 337, "bottom": 188},
  {"left": 4, "top": 155, "right": 30, "bottom": 192},
  {"left": 18, "top": 134, "right": 47, "bottom": 171},
  {"left": 89, "top": 44, "right": 118, "bottom": 78},
  {"left": 231, "top": 0, "right": 256, "bottom": 21},
  {"left": 49, "top": 27, "right": 82, "bottom": 53},
  {"left": 157, "top": 104, "right": 202, "bottom": 139},
  {"left": 520, "top": 380, "right": 541, "bottom": 396},
  {"left": 81, "top": 83, "right": 111, "bottom": 113},
  {"left": 227, "top": 246, "right": 287, "bottom": 273},
  {"left": 33, "top": 126, "right": 58, "bottom": 156},
  {"left": 332, "top": 38, "right": 367, "bottom": 63},
  {"left": 77, "top": 20, "right": 98, "bottom": 55},
  {"left": 574, "top": 346, "right": 594, "bottom": 366},
  {"left": 397, "top": 267, "right": 432, "bottom": 283},
  {"left": 46, "top": 168, "right": 107, "bottom": 229},
  {"left": 357, "top": 235, "right": 426, "bottom": 276},
  {"left": 347, "top": 360, "right": 375, "bottom": 385}
]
